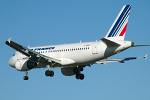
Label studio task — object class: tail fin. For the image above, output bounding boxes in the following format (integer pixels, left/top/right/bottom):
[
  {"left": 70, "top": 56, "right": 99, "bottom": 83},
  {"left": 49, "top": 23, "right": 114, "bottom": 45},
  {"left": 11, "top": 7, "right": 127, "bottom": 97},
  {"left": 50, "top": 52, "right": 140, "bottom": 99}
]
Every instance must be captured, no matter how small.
[{"left": 105, "top": 5, "right": 131, "bottom": 41}]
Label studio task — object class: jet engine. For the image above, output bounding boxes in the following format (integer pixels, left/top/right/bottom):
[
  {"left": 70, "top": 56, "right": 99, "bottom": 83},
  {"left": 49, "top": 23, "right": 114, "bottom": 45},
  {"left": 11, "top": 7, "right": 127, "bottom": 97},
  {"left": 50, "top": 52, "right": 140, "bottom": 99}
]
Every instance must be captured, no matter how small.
[
  {"left": 61, "top": 67, "right": 84, "bottom": 76},
  {"left": 61, "top": 67, "right": 76, "bottom": 76},
  {"left": 15, "top": 59, "right": 37, "bottom": 71}
]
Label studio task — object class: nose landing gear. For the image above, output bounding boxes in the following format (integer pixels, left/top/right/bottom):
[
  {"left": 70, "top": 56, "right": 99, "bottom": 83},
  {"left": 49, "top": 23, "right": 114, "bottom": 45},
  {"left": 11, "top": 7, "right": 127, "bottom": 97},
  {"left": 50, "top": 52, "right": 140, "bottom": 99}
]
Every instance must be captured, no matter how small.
[
  {"left": 23, "top": 71, "right": 29, "bottom": 80},
  {"left": 23, "top": 76, "right": 29, "bottom": 80}
]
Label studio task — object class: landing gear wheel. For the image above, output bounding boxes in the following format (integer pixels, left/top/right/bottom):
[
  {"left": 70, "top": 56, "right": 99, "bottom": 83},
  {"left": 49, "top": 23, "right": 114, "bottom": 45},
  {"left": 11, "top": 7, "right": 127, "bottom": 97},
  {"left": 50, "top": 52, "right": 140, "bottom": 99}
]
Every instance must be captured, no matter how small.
[
  {"left": 79, "top": 74, "right": 84, "bottom": 80},
  {"left": 76, "top": 74, "right": 80, "bottom": 80},
  {"left": 76, "top": 74, "right": 84, "bottom": 80},
  {"left": 49, "top": 71, "right": 54, "bottom": 77},
  {"left": 45, "top": 70, "right": 54, "bottom": 77},
  {"left": 45, "top": 70, "right": 50, "bottom": 76},
  {"left": 80, "top": 67, "right": 84, "bottom": 71},
  {"left": 23, "top": 76, "right": 29, "bottom": 80}
]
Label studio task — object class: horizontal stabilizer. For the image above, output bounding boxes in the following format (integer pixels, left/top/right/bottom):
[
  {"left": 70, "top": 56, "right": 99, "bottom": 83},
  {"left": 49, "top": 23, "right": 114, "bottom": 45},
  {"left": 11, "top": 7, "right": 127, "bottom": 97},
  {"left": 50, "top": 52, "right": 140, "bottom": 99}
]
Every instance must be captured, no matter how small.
[
  {"left": 132, "top": 45, "right": 150, "bottom": 47},
  {"left": 144, "top": 54, "right": 148, "bottom": 59},
  {"left": 101, "top": 38, "right": 120, "bottom": 47},
  {"left": 96, "top": 54, "right": 148, "bottom": 65}
]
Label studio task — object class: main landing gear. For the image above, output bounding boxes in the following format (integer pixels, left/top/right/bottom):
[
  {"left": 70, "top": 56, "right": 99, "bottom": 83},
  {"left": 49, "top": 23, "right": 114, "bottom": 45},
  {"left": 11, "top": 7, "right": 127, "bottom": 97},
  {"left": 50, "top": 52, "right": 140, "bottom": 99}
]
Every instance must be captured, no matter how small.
[
  {"left": 73, "top": 67, "right": 84, "bottom": 80},
  {"left": 45, "top": 70, "right": 54, "bottom": 77},
  {"left": 45, "top": 63, "right": 54, "bottom": 77},
  {"left": 76, "top": 74, "right": 84, "bottom": 80}
]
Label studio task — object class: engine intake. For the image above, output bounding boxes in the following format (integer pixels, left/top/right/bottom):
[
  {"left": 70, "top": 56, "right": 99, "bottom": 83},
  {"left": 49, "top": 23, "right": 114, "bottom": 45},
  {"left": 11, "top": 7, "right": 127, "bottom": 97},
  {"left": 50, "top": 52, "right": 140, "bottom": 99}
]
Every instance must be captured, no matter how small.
[
  {"left": 27, "top": 60, "right": 37, "bottom": 69},
  {"left": 15, "top": 59, "right": 37, "bottom": 71}
]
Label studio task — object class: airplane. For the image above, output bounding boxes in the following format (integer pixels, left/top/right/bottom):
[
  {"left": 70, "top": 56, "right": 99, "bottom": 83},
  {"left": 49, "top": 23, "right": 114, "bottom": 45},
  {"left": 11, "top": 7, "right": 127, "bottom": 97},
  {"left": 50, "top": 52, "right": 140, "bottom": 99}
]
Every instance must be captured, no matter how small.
[{"left": 6, "top": 5, "right": 150, "bottom": 80}]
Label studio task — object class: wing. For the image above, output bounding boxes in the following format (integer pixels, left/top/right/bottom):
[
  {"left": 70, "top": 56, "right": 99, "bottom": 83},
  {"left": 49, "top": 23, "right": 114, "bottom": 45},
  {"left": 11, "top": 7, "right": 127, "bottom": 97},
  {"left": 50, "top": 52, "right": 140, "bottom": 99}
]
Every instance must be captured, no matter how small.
[
  {"left": 96, "top": 54, "right": 148, "bottom": 65},
  {"left": 5, "top": 38, "right": 61, "bottom": 64}
]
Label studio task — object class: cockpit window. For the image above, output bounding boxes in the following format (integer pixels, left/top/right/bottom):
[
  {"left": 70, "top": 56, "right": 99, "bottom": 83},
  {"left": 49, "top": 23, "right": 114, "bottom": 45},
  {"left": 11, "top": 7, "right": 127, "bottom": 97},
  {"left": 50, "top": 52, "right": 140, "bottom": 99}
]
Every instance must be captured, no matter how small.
[{"left": 13, "top": 54, "right": 15, "bottom": 56}]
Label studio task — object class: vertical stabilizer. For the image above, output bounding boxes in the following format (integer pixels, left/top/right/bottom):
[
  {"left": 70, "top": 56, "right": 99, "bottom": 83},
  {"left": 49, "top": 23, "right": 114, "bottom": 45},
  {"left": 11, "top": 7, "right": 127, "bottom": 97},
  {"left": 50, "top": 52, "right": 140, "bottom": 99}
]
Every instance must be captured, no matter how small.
[{"left": 105, "top": 5, "right": 131, "bottom": 41}]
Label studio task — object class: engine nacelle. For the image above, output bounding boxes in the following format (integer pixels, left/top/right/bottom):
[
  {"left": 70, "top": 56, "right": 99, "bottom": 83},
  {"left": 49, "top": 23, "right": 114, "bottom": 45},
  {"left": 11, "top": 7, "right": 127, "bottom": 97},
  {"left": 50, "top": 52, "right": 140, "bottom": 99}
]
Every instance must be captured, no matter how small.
[
  {"left": 61, "top": 67, "right": 76, "bottom": 76},
  {"left": 27, "top": 60, "right": 37, "bottom": 69},
  {"left": 15, "top": 60, "right": 37, "bottom": 71}
]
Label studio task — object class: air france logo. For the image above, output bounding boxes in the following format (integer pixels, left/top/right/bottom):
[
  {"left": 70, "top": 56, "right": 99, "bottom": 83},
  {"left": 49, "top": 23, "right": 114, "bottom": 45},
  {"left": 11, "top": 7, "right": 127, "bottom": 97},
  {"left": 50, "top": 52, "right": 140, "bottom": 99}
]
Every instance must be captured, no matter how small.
[{"left": 31, "top": 47, "right": 55, "bottom": 51}]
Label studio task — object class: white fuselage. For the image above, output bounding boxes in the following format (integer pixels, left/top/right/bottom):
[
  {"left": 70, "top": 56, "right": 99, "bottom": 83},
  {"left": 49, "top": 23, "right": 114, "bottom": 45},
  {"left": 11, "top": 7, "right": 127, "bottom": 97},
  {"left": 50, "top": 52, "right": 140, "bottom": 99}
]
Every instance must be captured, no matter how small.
[{"left": 9, "top": 40, "right": 132, "bottom": 71}]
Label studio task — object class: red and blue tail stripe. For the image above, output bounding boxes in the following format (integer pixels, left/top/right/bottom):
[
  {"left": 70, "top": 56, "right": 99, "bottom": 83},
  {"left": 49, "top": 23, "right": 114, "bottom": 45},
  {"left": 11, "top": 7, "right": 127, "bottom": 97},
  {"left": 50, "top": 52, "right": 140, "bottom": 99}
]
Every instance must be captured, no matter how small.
[{"left": 106, "top": 5, "right": 131, "bottom": 39}]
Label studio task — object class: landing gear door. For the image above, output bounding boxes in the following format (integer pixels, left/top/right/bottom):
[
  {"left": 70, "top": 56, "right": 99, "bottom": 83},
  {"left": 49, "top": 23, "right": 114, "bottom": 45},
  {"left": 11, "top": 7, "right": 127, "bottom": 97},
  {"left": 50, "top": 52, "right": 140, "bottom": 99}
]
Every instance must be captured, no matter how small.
[{"left": 92, "top": 43, "right": 98, "bottom": 55}]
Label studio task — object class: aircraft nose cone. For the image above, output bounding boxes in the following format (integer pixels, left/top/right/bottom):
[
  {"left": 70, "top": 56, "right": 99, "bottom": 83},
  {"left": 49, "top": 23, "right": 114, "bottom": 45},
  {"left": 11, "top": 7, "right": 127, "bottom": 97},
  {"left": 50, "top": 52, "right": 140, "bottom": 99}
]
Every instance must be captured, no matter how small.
[{"left": 9, "top": 57, "right": 16, "bottom": 68}]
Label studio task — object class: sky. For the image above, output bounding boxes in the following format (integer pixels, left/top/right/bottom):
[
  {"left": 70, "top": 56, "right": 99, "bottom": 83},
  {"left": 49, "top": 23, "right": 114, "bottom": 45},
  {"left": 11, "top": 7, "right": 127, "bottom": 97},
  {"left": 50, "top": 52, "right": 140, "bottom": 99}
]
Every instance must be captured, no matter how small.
[{"left": 1, "top": 0, "right": 150, "bottom": 100}]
